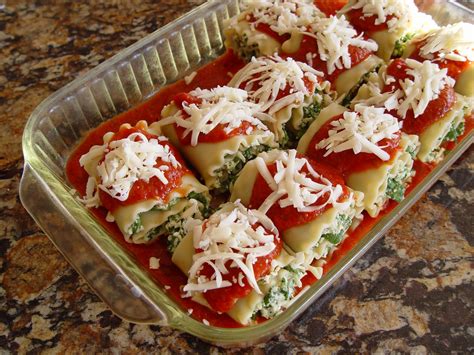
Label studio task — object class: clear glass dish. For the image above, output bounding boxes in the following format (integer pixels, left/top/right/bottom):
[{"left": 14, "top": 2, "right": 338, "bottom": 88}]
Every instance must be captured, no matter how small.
[{"left": 19, "top": 0, "right": 474, "bottom": 347}]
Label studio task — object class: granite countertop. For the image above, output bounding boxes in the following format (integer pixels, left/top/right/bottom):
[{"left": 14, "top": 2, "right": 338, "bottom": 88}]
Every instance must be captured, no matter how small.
[{"left": 1, "top": 1, "right": 473, "bottom": 353}]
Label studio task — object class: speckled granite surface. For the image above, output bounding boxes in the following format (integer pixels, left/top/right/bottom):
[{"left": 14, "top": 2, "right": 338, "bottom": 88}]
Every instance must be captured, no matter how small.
[{"left": 0, "top": 1, "right": 473, "bottom": 353}]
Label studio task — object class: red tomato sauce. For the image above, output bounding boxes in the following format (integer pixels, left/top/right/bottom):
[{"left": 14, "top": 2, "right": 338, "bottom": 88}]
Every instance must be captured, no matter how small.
[
  {"left": 198, "top": 231, "right": 283, "bottom": 313},
  {"left": 284, "top": 35, "right": 372, "bottom": 83},
  {"left": 305, "top": 113, "right": 401, "bottom": 177},
  {"left": 384, "top": 58, "right": 457, "bottom": 135},
  {"left": 347, "top": 8, "right": 392, "bottom": 34},
  {"left": 171, "top": 92, "right": 255, "bottom": 145},
  {"left": 248, "top": 158, "right": 350, "bottom": 231},
  {"left": 314, "top": 0, "right": 348, "bottom": 16},
  {"left": 409, "top": 40, "right": 473, "bottom": 80},
  {"left": 65, "top": 49, "right": 473, "bottom": 328},
  {"left": 95, "top": 127, "right": 190, "bottom": 212}
]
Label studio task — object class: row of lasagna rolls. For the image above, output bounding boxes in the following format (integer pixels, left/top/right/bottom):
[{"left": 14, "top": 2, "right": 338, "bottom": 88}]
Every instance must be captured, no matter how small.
[
  {"left": 355, "top": 57, "right": 471, "bottom": 164},
  {"left": 224, "top": 0, "right": 383, "bottom": 101},
  {"left": 172, "top": 148, "right": 364, "bottom": 325},
  {"left": 78, "top": 120, "right": 210, "bottom": 245}
]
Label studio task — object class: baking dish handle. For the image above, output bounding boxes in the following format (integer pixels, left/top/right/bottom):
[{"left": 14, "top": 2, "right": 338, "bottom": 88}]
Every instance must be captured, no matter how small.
[{"left": 19, "top": 163, "right": 167, "bottom": 325}]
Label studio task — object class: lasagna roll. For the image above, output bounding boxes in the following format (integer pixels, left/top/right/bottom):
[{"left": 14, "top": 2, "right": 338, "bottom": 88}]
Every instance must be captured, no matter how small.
[
  {"left": 230, "top": 149, "right": 364, "bottom": 260},
  {"left": 340, "top": 0, "right": 438, "bottom": 61},
  {"left": 229, "top": 55, "right": 334, "bottom": 146},
  {"left": 78, "top": 120, "right": 209, "bottom": 244},
  {"left": 159, "top": 87, "right": 276, "bottom": 192},
  {"left": 298, "top": 103, "right": 419, "bottom": 217},
  {"left": 382, "top": 58, "right": 470, "bottom": 163},
  {"left": 404, "top": 23, "right": 474, "bottom": 97},
  {"left": 224, "top": 0, "right": 324, "bottom": 61},
  {"left": 172, "top": 201, "right": 320, "bottom": 325},
  {"left": 286, "top": 15, "right": 382, "bottom": 102}
]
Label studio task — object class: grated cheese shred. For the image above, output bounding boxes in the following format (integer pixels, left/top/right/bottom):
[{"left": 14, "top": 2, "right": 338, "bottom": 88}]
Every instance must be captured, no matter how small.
[
  {"left": 390, "top": 59, "right": 455, "bottom": 119},
  {"left": 241, "top": 0, "right": 324, "bottom": 35},
  {"left": 418, "top": 22, "right": 474, "bottom": 62},
  {"left": 316, "top": 104, "right": 400, "bottom": 161},
  {"left": 342, "top": 0, "right": 420, "bottom": 32},
  {"left": 183, "top": 201, "right": 279, "bottom": 295},
  {"left": 79, "top": 132, "right": 180, "bottom": 205},
  {"left": 306, "top": 15, "right": 378, "bottom": 74},
  {"left": 229, "top": 55, "right": 324, "bottom": 115},
  {"left": 159, "top": 86, "right": 270, "bottom": 146},
  {"left": 255, "top": 150, "right": 351, "bottom": 214}
]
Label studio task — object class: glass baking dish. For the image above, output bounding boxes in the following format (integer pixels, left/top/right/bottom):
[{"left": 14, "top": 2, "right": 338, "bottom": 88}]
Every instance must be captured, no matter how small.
[{"left": 20, "top": 0, "right": 474, "bottom": 347}]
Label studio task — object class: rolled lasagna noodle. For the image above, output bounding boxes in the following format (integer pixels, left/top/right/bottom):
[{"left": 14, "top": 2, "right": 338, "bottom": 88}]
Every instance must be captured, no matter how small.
[
  {"left": 223, "top": 1, "right": 324, "bottom": 61},
  {"left": 340, "top": 0, "right": 438, "bottom": 61},
  {"left": 403, "top": 23, "right": 474, "bottom": 97},
  {"left": 380, "top": 59, "right": 470, "bottom": 164},
  {"left": 173, "top": 233, "right": 319, "bottom": 325},
  {"left": 224, "top": 14, "right": 281, "bottom": 61},
  {"left": 228, "top": 55, "right": 334, "bottom": 146},
  {"left": 159, "top": 87, "right": 276, "bottom": 191},
  {"left": 79, "top": 121, "right": 209, "bottom": 244},
  {"left": 416, "top": 95, "right": 469, "bottom": 163},
  {"left": 230, "top": 149, "right": 364, "bottom": 257},
  {"left": 297, "top": 103, "right": 419, "bottom": 217}
]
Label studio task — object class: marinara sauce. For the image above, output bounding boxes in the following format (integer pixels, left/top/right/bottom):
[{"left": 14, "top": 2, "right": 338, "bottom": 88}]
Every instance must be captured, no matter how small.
[
  {"left": 384, "top": 58, "right": 456, "bottom": 135},
  {"left": 249, "top": 156, "right": 350, "bottom": 231},
  {"left": 305, "top": 113, "right": 401, "bottom": 177}
]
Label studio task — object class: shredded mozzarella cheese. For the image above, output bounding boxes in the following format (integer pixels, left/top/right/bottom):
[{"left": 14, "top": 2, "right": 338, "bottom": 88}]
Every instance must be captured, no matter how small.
[
  {"left": 391, "top": 59, "right": 455, "bottom": 119},
  {"left": 306, "top": 15, "right": 378, "bottom": 74},
  {"left": 255, "top": 150, "right": 350, "bottom": 214},
  {"left": 242, "top": 0, "right": 324, "bottom": 35},
  {"left": 79, "top": 132, "right": 180, "bottom": 204},
  {"left": 149, "top": 257, "right": 160, "bottom": 270},
  {"left": 229, "top": 55, "right": 324, "bottom": 115},
  {"left": 159, "top": 86, "right": 269, "bottom": 146},
  {"left": 419, "top": 23, "right": 474, "bottom": 62},
  {"left": 343, "top": 0, "right": 419, "bottom": 32},
  {"left": 183, "top": 201, "right": 278, "bottom": 295},
  {"left": 316, "top": 104, "right": 400, "bottom": 161}
]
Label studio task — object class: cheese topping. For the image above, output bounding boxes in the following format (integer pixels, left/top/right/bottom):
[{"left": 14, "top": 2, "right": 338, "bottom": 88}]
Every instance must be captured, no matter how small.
[
  {"left": 229, "top": 55, "right": 324, "bottom": 114},
  {"left": 343, "top": 0, "right": 419, "bottom": 32},
  {"left": 183, "top": 201, "right": 278, "bottom": 295},
  {"left": 316, "top": 104, "right": 400, "bottom": 161},
  {"left": 255, "top": 150, "right": 350, "bottom": 214},
  {"left": 79, "top": 132, "right": 180, "bottom": 204},
  {"left": 159, "top": 86, "right": 269, "bottom": 146},
  {"left": 419, "top": 23, "right": 474, "bottom": 62},
  {"left": 242, "top": 0, "right": 323, "bottom": 35},
  {"left": 389, "top": 59, "right": 455, "bottom": 119},
  {"left": 306, "top": 16, "right": 378, "bottom": 74}
]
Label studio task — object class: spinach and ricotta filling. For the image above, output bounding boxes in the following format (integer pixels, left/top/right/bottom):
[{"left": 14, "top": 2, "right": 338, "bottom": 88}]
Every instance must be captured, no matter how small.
[
  {"left": 252, "top": 265, "right": 305, "bottom": 320},
  {"left": 341, "top": 64, "right": 382, "bottom": 107},
  {"left": 213, "top": 143, "right": 271, "bottom": 192},
  {"left": 233, "top": 33, "right": 260, "bottom": 62},
  {"left": 127, "top": 192, "right": 209, "bottom": 245},
  {"left": 392, "top": 33, "right": 415, "bottom": 58}
]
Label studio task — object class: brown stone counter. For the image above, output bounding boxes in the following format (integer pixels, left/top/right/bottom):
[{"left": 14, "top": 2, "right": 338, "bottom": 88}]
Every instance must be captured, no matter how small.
[{"left": 0, "top": 1, "right": 473, "bottom": 353}]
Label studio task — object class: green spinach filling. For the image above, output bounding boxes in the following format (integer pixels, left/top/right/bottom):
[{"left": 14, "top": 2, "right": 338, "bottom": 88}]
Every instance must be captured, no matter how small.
[
  {"left": 127, "top": 192, "right": 209, "bottom": 246},
  {"left": 443, "top": 121, "right": 465, "bottom": 143},
  {"left": 341, "top": 64, "right": 382, "bottom": 107},
  {"left": 253, "top": 266, "right": 305, "bottom": 319},
  {"left": 386, "top": 167, "right": 411, "bottom": 202},
  {"left": 321, "top": 214, "right": 352, "bottom": 245},
  {"left": 392, "top": 33, "right": 415, "bottom": 58},
  {"left": 213, "top": 144, "right": 271, "bottom": 192},
  {"left": 234, "top": 33, "right": 260, "bottom": 62}
]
